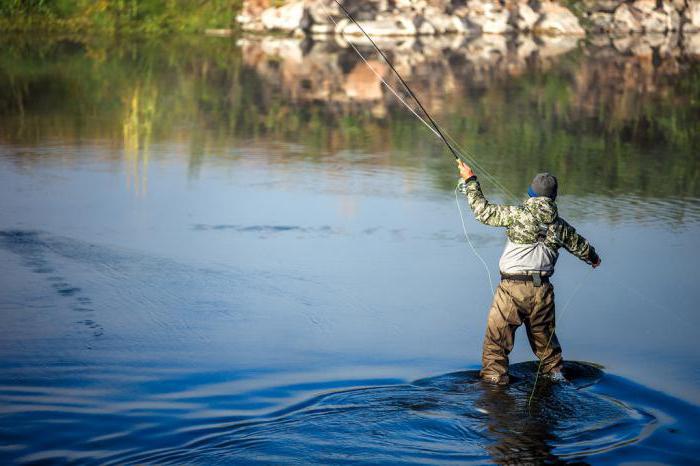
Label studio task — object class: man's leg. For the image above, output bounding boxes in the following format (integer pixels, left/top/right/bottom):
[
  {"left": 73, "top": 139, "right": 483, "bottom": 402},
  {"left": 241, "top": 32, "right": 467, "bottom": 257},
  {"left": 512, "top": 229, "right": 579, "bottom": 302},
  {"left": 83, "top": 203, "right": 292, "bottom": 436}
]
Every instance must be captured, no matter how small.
[
  {"left": 525, "top": 282, "right": 562, "bottom": 374},
  {"left": 481, "top": 281, "right": 522, "bottom": 384}
]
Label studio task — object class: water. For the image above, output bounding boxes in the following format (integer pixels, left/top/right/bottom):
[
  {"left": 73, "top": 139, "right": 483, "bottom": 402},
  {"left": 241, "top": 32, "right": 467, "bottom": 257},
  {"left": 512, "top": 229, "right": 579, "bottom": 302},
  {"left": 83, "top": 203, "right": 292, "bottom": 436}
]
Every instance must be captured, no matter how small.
[{"left": 0, "top": 33, "right": 699, "bottom": 463}]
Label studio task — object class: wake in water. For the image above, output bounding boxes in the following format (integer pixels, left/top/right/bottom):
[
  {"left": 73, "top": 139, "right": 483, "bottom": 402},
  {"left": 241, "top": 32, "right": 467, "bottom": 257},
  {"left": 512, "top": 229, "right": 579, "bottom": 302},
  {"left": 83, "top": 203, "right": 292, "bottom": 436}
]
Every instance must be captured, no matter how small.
[
  {"left": 1, "top": 231, "right": 698, "bottom": 465},
  {"left": 110, "top": 362, "right": 659, "bottom": 465}
]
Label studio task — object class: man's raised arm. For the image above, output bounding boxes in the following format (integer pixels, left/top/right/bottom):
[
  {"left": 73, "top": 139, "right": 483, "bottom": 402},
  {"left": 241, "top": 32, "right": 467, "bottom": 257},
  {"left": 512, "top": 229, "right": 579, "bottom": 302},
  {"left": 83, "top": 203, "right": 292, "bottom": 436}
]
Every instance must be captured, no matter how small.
[{"left": 457, "top": 160, "right": 519, "bottom": 228}]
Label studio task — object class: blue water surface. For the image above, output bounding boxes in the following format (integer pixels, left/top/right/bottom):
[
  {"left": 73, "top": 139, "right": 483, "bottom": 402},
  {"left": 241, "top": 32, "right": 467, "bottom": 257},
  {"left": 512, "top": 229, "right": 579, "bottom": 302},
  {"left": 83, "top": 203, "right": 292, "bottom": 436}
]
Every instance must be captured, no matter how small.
[{"left": 1, "top": 33, "right": 699, "bottom": 464}]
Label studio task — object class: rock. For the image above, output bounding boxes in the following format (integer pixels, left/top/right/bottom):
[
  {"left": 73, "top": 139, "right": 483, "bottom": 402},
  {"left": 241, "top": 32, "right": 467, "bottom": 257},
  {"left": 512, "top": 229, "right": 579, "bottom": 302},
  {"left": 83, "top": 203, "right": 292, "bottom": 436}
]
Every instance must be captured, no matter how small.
[
  {"left": 340, "top": 0, "right": 380, "bottom": 21},
  {"left": 682, "top": 31, "right": 700, "bottom": 55},
  {"left": 682, "top": 0, "right": 700, "bottom": 32},
  {"left": 632, "top": 0, "right": 678, "bottom": 32},
  {"left": 534, "top": 2, "right": 586, "bottom": 35},
  {"left": 261, "top": 1, "right": 308, "bottom": 32},
  {"left": 340, "top": 16, "right": 418, "bottom": 36},
  {"left": 240, "top": 0, "right": 272, "bottom": 19},
  {"left": 671, "top": 0, "right": 687, "bottom": 12},
  {"left": 588, "top": 11, "right": 614, "bottom": 32},
  {"left": 466, "top": 0, "right": 511, "bottom": 34},
  {"left": 581, "top": 0, "right": 622, "bottom": 13},
  {"left": 517, "top": 3, "right": 540, "bottom": 31},
  {"left": 418, "top": 19, "right": 438, "bottom": 34},
  {"left": 612, "top": 3, "right": 642, "bottom": 32},
  {"left": 427, "top": 13, "right": 471, "bottom": 33},
  {"left": 307, "top": 0, "right": 340, "bottom": 24}
]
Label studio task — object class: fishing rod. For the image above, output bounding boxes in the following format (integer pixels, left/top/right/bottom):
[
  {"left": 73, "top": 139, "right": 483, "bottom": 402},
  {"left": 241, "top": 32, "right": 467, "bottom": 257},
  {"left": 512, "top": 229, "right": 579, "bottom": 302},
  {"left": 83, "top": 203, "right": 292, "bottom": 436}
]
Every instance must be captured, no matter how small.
[{"left": 332, "top": 0, "right": 462, "bottom": 162}]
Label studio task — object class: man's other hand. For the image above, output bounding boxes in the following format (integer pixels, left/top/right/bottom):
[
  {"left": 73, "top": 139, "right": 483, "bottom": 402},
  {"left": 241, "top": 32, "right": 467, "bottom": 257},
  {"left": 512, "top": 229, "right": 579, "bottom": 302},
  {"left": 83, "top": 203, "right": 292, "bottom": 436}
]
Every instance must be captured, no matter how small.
[
  {"left": 592, "top": 257, "right": 602, "bottom": 268},
  {"left": 457, "top": 160, "right": 475, "bottom": 180}
]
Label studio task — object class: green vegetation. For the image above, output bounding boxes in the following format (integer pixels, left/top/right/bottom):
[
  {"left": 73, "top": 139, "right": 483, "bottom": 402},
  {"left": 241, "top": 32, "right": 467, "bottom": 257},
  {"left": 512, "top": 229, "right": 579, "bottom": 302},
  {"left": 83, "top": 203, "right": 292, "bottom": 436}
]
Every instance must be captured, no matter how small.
[
  {"left": 0, "top": 34, "right": 698, "bottom": 206},
  {"left": 0, "top": 0, "right": 241, "bottom": 33}
]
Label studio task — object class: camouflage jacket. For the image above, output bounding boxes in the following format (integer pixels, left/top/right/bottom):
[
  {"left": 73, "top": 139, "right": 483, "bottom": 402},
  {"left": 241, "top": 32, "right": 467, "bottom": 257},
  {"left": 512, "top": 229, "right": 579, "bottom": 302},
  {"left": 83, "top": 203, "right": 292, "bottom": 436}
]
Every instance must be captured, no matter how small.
[{"left": 458, "top": 177, "right": 599, "bottom": 265}]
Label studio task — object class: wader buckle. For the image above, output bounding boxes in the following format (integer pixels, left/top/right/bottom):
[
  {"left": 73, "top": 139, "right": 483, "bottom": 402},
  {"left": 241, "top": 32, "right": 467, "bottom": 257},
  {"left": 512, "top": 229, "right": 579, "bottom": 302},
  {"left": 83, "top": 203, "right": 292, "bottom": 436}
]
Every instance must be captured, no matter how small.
[{"left": 532, "top": 273, "right": 542, "bottom": 287}]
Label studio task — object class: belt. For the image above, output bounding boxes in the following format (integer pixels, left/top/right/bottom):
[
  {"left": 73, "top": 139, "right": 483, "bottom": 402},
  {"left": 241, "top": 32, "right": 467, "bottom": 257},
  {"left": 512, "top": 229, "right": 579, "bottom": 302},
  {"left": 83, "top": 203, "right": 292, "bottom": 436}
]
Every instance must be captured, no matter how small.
[{"left": 500, "top": 273, "right": 550, "bottom": 285}]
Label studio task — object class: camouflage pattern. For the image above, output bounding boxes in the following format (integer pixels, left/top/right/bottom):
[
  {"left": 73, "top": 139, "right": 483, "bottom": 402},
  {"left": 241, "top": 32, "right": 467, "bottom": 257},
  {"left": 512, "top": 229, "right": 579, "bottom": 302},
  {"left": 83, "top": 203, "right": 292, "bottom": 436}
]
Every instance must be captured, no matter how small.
[{"left": 458, "top": 178, "right": 599, "bottom": 265}]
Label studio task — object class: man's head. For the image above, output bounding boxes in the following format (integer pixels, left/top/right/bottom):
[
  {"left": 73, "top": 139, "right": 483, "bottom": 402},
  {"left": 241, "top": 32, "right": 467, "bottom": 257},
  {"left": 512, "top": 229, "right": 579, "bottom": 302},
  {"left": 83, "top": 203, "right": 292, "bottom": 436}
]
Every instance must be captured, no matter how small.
[{"left": 528, "top": 173, "right": 558, "bottom": 200}]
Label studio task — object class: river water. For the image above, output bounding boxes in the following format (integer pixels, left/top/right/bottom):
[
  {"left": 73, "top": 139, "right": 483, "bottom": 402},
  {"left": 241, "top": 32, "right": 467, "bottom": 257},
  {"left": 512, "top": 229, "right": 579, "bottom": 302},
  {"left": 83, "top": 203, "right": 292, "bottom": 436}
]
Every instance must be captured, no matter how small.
[{"left": 0, "top": 33, "right": 698, "bottom": 464}]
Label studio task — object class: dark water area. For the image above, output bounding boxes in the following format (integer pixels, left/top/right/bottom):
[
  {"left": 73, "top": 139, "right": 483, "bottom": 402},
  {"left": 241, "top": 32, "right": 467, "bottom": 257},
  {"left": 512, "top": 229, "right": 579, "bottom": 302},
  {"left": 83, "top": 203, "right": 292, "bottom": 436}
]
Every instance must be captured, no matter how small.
[{"left": 0, "top": 33, "right": 699, "bottom": 463}]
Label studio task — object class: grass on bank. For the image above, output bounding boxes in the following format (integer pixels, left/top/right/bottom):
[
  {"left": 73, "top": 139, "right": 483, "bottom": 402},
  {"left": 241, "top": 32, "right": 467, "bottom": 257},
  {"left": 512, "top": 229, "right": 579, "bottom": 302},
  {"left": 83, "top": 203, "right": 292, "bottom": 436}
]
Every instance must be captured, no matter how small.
[{"left": 0, "top": 0, "right": 242, "bottom": 33}]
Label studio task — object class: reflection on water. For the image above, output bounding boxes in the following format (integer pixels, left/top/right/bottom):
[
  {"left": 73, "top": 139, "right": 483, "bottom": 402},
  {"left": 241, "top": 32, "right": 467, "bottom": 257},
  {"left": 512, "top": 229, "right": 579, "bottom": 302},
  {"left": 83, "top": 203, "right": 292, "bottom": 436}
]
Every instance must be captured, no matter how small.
[
  {"left": 0, "top": 33, "right": 698, "bottom": 219},
  {"left": 0, "top": 32, "right": 699, "bottom": 464}
]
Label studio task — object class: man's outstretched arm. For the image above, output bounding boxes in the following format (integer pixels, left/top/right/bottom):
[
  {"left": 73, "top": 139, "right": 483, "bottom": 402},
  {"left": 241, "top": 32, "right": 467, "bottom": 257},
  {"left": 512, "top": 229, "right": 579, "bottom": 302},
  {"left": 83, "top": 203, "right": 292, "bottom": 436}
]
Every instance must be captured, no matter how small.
[
  {"left": 457, "top": 160, "right": 519, "bottom": 228},
  {"left": 556, "top": 218, "right": 602, "bottom": 268}
]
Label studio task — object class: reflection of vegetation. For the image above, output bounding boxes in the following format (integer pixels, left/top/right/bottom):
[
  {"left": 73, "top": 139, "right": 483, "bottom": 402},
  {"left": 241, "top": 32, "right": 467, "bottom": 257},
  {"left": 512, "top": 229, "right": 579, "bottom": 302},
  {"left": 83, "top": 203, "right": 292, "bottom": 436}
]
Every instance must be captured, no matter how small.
[
  {"left": 123, "top": 80, "right": 157, "bottom": 195},
  {"left": 0, "top": 0, "right": 240, "bottom": 33},
  {"left": 0, "top": 34, "right": 697, "bottom": 203}
]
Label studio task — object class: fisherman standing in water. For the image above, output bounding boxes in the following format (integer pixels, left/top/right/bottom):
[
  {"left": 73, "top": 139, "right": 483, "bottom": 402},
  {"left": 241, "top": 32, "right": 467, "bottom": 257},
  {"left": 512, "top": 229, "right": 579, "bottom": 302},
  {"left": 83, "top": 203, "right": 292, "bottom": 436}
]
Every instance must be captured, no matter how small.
[{"left": 457, "top": 161, "right": 601, "bottom": 385}]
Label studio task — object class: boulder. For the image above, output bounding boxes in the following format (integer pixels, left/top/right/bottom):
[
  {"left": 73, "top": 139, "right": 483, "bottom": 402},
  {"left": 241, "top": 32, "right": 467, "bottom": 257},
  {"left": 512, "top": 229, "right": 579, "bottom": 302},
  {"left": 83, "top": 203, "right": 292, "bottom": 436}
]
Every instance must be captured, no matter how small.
[
  {"left": 588, "top": 11, "right": 614, "bottom": 32},
  {"left": 581, "top": 0, "right": 623, "bottom": 13},
  {"left": 517, "top": 3, "right": 540, "bottom": 31},
  {"left": 340, "top": 16, "right": 418, "bottom": 36},
  {"left": 466, "top": 0, "right": 511, "bottom": 34},
  {"left": 307, "top": 0, "right": 340, "bottom": 24},
  {"left": 417, "top": 19, "right": 438, "bottom": 34},
  {"left": 534, "top": 2, "right": 586, "bottom": 35},
  {"left": 682, "top": 0, "right": 700, "bottom": 31},
  {"left": 670, "top": 0, "right": 687, "bottom": 12},
  {"left": 631, "top": 0, "right": 678, "bottom": 32},
  {"left": 261, "top": 1, "right": 308, "bottom": 32},
  {"left": 427, "top": 13, "right": 473, "bottom": 33},
  {"left": 612, "top": 3, "right": 642, "bottom": 32},
  {"left": 682, "top": 30, "right": 700, "bottom": 55}
]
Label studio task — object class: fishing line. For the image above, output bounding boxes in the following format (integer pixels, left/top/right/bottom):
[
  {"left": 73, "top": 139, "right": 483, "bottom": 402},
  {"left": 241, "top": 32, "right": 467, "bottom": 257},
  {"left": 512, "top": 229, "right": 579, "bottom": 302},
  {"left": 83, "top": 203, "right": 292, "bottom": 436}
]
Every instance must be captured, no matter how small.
[
  {"left": 322, "top": 11, "right": 442, "bottom": 140},
  {"left": 455, "top": 186, "right": 494, "bottom": 294},
  {"left": 527, "top": 267, "right": 594, "bottom": 409},
  {"left": 324, "top": 0, "right": 591, "bottom": 405},
  {"left": 331, "top": 0, "right": 462, "bottom": 161},
  {"left": 322, "top": 2, "right": 516, "bottom": 202},
  {"left": 322, "top": 0, "right": 507, "bottom": 293}
]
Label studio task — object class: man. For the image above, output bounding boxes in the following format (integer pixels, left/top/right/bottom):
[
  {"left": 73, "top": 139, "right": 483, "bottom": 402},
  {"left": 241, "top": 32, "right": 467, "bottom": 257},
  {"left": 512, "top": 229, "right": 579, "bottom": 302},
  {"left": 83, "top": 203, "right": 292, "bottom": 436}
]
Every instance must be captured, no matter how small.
[{"left": 457, "top": 160, "right": 601, "bottom": 385}]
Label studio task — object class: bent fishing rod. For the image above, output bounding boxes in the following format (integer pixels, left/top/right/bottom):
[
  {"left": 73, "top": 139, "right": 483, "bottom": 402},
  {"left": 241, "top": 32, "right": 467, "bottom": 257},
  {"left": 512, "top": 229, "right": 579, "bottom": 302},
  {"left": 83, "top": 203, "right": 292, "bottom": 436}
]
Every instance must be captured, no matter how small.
[{"left": 332, "top": 0, "right": 463, "bottom": 163}]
